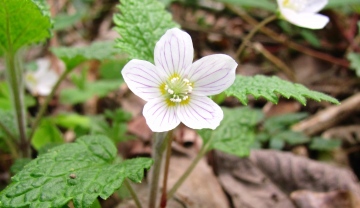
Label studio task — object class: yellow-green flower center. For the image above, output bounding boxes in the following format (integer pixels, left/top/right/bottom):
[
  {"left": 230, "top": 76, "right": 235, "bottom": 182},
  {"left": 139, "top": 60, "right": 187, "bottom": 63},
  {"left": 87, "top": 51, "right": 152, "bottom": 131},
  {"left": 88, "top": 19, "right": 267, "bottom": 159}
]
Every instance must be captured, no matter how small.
[{"left": 160, "top": 74, "right": 193, "bottom": 105}]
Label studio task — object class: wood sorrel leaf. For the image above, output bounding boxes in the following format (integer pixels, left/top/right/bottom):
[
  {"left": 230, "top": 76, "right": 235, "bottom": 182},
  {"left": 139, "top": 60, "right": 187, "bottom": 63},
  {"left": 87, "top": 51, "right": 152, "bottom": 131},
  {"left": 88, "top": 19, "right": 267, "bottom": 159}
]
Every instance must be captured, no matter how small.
[
  {"left": 0, "top": 135, "right": 153, "bottom": 208},
  {"left": 225, "top": 75, "right": 340, "bottom": 106},
  {"left": 198, "top": 107, "right": 264, "bottom": 157},
  {"left": 0, "top": 0, "right": 52, "bottom": 53},
  {"left": 113, "top": 0, "right": 179, "bottom": 63}
]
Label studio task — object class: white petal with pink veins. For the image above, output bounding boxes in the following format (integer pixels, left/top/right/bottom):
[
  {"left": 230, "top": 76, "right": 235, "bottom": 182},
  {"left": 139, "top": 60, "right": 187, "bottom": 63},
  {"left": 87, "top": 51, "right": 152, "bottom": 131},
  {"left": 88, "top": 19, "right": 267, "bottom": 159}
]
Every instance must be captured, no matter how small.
[
  {"left": 177, "top": 95, "right": 223, "bottom": 130},
  {"left": 122, "top": 59, "right": 164, "bottom": 101},
  {"left": 154, "top": 28, "right": 194, "bottom": 77},
  {"left": 143, "top": 98, "right": 180, "bottom": 132},
  {"left": 187, "top": 54, "right": 237, "bottom": 96}
]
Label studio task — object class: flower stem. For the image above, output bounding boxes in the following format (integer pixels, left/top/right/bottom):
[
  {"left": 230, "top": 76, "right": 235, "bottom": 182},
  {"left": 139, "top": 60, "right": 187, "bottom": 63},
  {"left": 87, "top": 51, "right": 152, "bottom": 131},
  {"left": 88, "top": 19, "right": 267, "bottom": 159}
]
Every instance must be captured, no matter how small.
[
  {"left": 123, "top": 179, "right": 142, "bottom": 208},
  {"left": 236, "top": 14, "right": 277, "bottom": 60},
  {"left": 148, "top": 132, "right": 167, "bottom": 208},
  {"left": 160, "top": 130, "right": 173, "bottom": 208},
  {"left": 167, "top": 137, "right": 212, "bottom": 199},
  {"left": 28, "top": 69, "right": 71, "bottom": 140},
  {"left": 5, "top": 51, "right": 29, "bottom": 158}
]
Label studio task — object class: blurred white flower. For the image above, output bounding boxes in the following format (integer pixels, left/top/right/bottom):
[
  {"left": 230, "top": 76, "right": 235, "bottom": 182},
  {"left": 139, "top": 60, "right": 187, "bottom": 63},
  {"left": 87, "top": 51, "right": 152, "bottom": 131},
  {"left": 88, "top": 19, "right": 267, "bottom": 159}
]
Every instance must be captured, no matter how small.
[
  {"left": 277, "top": 0, "right": 329, "bottom": 29},
  {"left": 122, "top": 28, "right": 237, "bottom": 132},
  {"left": 25, "top": 58, "right": 58, "bottom": 96}
]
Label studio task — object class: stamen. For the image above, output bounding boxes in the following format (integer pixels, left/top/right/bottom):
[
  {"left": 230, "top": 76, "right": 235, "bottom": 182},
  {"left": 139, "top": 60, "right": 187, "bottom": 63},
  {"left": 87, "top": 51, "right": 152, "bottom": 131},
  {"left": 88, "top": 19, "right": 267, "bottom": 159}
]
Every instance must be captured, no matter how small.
[
  {"left": 165, "top": 75, "right": 193, "bottom": 104},
  {"left": 167, "top": 89, "right": 174, "bottom": 94}
]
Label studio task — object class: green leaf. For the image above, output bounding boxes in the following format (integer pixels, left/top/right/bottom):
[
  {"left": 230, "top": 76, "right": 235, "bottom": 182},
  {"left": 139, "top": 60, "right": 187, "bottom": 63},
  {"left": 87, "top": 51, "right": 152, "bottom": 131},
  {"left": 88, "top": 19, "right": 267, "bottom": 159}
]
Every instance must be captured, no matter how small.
[
  {"left": 326, "top": 0, "right": 360, "bottom": 8},
  {"left": 0, "top": 109, "right": 18, "bottom": 140},
  {"left": 51, "top": 113, "right": 91, "bottom": 130},
  {"left": 99, "top": 59, "right": 127, "bottom": 80},
  {"left": 225, "top": 75, "right": 340, "bottom": 106},
  {"left": 215, "top": 0, "right": 277, "bottom": 12},
  {"left": 347, "top": 52, "right": 360, "bottom": 77},
  {"left": 263, "top": 112, "right": 308, "bottom": 133},
  {"left": 60, "top": 80, "right": 122, "bottom": 105},
  {"left": 309, "top": 137, "right": 341, "bottom": 151},
  {"left": 10, "top": 159, "right": 32, "bottom": 175},
  {"left": 273, "top": 130, "right": 309, "bottom": 145},
  {"left": 0, "top": 0, "right": 52, "bottom": 52},
  {"left": 90, "top": 117, "right": 129, "bottom": 143},
  {"left": 53, "top": 12, "right": 84, "bottom": 31},
  {"left": 51, "top": 41, "right": 120, "bottom": 70},
  {"left": 0, "top": 82, "right": 36, "bottom": 110},
  {"left": 31, "top": 119, "right": 64, "bottom": 151},
  {"left": 198, "top": 107, "right": 263, "bottom": 157},
  {"left": 0, "top": 135, "right": 153, "bottom": 208},
  {"left": 104, "top": 109, "right": 132, "bottom": 123},
  {"left": 300, "top": 30, "right": 321, "bottom": 48},
  {"left": 113, "top": 0, "right": 179, "bottom": 63}
]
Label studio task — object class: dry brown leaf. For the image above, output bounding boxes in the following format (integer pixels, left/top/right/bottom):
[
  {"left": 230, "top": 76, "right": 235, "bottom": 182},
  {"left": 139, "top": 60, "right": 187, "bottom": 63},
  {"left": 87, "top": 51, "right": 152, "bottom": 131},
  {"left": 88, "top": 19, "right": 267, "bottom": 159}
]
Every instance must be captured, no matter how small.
[
  {"left": 215, "top": 150, "right": 360, "bottom": 208},
  {"left": 291, "top": 190, "right": 360, "bottom": 208}
]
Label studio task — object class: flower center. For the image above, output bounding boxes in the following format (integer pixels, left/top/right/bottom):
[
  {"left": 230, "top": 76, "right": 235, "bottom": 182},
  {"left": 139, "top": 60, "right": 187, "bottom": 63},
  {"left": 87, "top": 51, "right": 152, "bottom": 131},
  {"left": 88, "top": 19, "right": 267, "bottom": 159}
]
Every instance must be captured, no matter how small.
[
  {"left": 161, "top": 75, "right": 193, "bottom": 104},
  {"left": 282, "top": 0, "right": 307, "bottom": 12},
  {"left": 25, "top": 74, "right": 37, "bottom": 86}
]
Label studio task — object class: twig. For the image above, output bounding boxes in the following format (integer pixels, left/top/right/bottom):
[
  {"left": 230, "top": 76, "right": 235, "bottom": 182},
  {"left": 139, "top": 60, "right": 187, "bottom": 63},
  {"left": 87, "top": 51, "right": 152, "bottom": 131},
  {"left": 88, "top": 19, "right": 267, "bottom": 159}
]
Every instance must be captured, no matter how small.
[
  {"left": 253, "top": 42, "right": 296, "bottom": 81},
  {"left": 226, "top": 4, "right": 349, "bottom": 68},
  {"left": 292, "top": 93, "right": 360, "bottom": 136},
  {"left": 236, "top": 14, "right": 277, "bottom": 60}
]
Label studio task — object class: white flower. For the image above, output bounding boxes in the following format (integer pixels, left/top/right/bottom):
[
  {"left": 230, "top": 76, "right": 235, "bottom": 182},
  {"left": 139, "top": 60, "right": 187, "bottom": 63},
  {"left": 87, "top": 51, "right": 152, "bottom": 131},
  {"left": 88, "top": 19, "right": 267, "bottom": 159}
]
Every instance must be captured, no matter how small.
[
  {"left": 25, "top": 58, "right": 59, "bottom": 96},
  {"left": 122, "top": 28, "right": 237, "bottom": 132},
  {"left": 277, "top": 0, "right": 329, "bottom": 29}
]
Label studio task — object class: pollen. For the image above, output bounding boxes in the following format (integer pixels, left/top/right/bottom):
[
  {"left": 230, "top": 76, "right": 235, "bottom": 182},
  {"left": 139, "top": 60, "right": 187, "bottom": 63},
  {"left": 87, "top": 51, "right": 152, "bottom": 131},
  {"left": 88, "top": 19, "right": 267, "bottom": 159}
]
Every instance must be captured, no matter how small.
[{"left": 282, "top": 0, "right": 307, "bottom": 11}]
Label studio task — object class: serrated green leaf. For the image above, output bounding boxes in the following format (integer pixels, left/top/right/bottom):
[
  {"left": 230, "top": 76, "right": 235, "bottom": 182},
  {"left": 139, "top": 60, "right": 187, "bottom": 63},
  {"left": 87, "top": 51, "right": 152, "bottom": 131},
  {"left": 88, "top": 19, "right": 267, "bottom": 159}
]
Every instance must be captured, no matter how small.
[
  {"left": 198, "top": 107, "right": 263, "bottom": 157},
  {"left": 113, "top": 0, "right": 179, "bottom": 63},
  {"left": 60, "top": 80, "right": 122, "bottom": 105},
  {"left": 0, "top": 0, "right": 52, "bottom": 53},
  {"left": 309, "top": 137, "right": 341, "bottom": 151},
  {"left": 0, "top": 135, "right": 153, "bottom": 208},
  {"left": 215, "top": 0, "right": 277, "bottom": 12},
  {"left": 31, "top": 119, "right": 64, "bottom": 151},
  {"left": 10, "top": 159, "right": 32, "bottom": 175},
  {"left": 347, "top": 52, "right": 360, "bottom": 77},
  {"left": 225, "top": 75, "right": 340, "bottom": 106},
  {"left": 51, "top": 41, "right": 120, "bottom": 70}
]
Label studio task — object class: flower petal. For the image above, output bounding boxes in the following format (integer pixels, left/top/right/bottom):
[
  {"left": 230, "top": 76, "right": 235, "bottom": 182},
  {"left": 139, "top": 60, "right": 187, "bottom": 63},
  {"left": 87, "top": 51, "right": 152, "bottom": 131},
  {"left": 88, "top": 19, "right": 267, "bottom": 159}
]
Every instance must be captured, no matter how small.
[
  {"left": 177, "top": 95, "right": 223, "bottom": 130},
  {"left": 280, "top": 8, "right": 329, "bottom": 29},
  {"left": 122, "top": 59, "right": 164, "bottom": 101},
  {"left": 154, "top": 28, "right": 194, "bottom": 77},
  {"left": 302, "top": 0, "right": 328, "bottom": 13},
  {"left": 37, "top": 70, "right": 58, "bottom": 96},
  {"left": 187, "top": 54, "right": 237, "bottom": 96},
  {"left": 143, "top": 98, "right": 180, "bottom": 132}
]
